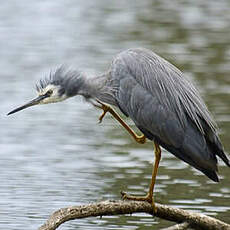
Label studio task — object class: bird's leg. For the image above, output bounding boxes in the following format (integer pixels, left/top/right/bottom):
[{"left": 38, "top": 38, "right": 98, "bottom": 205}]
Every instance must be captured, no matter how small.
[
  {"left": 121, "top": 142, "right": 161, "bottom": 213},
  {"left": 94, "top": 100, "right": 146, "bottom": 144}
]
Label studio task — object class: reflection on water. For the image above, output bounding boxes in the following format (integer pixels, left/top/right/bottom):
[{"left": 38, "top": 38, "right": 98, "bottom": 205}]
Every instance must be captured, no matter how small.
[{"left": 0, "top": 0, "right": 230, "bottom": 229}]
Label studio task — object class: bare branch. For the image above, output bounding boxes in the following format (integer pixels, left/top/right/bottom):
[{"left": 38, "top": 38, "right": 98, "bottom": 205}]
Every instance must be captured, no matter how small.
[
  {"left": 38, "top": 200, "right": 230, "bottom": 230},
  {"left": 161, "top": 222, "right": 191, "bottom": 230}
]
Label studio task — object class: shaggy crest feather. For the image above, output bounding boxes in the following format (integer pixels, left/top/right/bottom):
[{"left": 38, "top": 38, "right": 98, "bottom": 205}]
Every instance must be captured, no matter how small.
[{"left": 35, "top": 66, "right": 83, "bottom": 93}]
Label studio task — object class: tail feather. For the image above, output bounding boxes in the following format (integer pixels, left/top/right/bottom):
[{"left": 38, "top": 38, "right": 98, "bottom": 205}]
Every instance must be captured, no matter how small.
[
  {"left": 139, "top": 115, "right": 229, "bottom": 182},
  {"left": 202, "top": 169, "right": 219, "bottom": 182},
  {"left": 156, "top": 118, "right": 222, "bottom": 182},
  {"left": 202, "top": 119, "right": 230, "bottom": 168},
  {"left": 216, "top": 149, "right": 230, "bottom": 167},
  {"left": 157, "top": 139, "right": 219, "bottom": 182}
]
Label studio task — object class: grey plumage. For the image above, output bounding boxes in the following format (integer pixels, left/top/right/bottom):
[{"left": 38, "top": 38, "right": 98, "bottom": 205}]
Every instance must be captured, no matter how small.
[
  {"left": 36, "top": 67, "right": 85, "bottom": 97},
  {"left": 8, "top": 48, "right": 230, "bottom": 182},
  {"left": 107, "top": 48, "right": 229, "bottom": 181},
  {"left": 112, "top": 48, "right": 216, "bottom": 133}
]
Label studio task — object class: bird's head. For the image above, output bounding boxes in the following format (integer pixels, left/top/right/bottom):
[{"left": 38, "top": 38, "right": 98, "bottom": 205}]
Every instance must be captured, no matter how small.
[{"left": 8, "top": 67, "right": 84, "bottom": 115}]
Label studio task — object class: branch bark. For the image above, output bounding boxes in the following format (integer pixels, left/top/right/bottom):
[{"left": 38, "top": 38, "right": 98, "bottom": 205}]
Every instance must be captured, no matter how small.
[
  {"left": 162, "top": 222, "right": 190, "bottom": 230},
  {"left": 38, "top": 200, "right": 230, "bottom": 230}
]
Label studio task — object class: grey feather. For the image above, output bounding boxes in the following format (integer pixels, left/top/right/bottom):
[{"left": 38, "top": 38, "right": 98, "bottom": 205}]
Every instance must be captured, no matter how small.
[
  {"left": 33, "top": 48, "right": 229, "bottom": 182},
  {"left": 106, "top": 48, "right": 229, "bottom": 181},
  {"left": 112, "top": 48, "right": 217, "bottom": 134},
  {"left": 36, "top": 66, "right": 85, "bottom": 97}
]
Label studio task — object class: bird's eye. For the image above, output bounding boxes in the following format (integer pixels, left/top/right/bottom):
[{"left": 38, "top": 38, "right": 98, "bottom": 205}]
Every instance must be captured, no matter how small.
[{"left": 46, "top": 90, "right": 53, "bottom": 96}]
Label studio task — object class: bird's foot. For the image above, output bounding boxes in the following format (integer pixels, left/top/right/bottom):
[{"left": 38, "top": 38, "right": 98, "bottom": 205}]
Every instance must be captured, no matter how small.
[
  {"left": 121, "top": 191, "right": 157, "bottom": 214},
  {"left": 92, "top": 100, "right": 111, "bottom": 123},
  {"left": 98, "top": 105, "right": 110, "bottom": 123}
]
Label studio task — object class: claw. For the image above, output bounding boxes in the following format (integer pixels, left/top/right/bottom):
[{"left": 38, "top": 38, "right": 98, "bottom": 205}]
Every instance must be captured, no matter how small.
[
  {"left": 92, "top": 100, "right": 110, "bottom": 123},
  {"left": 121, "top": 191, "right": 127, "bottom": 200},
  {"left": 98, "top": 105, "right": 110, "bottom": 123},
  {"left": 120, "top": 191, "right": 157, "bottom": 214},
  {"left": 98, "top": 110, "right": 107, "bottom": 123}
]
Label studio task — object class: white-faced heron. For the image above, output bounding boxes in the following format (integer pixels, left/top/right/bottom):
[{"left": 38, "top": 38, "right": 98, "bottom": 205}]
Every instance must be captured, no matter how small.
[{"left": 8, "top": 48, "right": 230, "bottom": 212}]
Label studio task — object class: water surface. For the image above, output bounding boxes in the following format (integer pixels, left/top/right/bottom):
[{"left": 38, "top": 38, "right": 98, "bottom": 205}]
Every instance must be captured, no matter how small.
[{"left": 0, "top": 1, "right": 230, "bottom": 229}]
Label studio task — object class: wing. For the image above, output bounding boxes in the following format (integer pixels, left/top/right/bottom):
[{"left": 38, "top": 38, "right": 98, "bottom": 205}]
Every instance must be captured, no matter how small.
[
  {"left": 111, "top": 48, "right": 217, "bottom": 134},
  {"left": 110, "top": 48, "right": 229, "bottom": 181}
]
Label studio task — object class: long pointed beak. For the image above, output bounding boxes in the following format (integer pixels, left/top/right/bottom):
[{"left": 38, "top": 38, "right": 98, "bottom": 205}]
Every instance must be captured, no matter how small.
[{"left": 7, "top": 95, "right": 47, "bottom": 115}]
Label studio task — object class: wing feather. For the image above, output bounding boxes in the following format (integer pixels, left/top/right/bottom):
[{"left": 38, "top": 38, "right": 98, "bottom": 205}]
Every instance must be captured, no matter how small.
[
  {"left": 112, "top": 48, "right": 217, "bottom": 134},
  {"left": 109, "top": 48, "right": 229, "bottom": 181}
]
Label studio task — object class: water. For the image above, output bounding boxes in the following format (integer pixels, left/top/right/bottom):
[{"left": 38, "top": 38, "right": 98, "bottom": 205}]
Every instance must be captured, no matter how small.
[{"left": 0, "top": 1, "right": 230, "bottom": 229}]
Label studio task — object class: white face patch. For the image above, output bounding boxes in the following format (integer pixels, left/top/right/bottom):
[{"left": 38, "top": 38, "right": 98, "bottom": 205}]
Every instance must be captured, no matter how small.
[{"left": 38, "top": 84, "right": 68, "bottom": 104}]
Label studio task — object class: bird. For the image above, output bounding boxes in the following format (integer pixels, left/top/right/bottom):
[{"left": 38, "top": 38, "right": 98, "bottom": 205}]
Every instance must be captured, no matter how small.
[{"left": 8, "top": 48, "right": 230, "bottom": 212}]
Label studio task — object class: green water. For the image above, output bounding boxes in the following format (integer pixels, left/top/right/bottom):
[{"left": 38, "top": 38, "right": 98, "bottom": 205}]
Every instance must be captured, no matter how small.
[{"left": 0, "top": 1, "right": 229, "bottom": 229}]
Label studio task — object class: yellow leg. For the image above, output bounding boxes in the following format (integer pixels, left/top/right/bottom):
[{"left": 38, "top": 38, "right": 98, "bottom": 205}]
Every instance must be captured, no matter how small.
[
  {"left": 121, "top": 142, "right": 161, "bottom": 213},
  {"left": 94, "top": 100, "right": 146, "bottom": 144}
]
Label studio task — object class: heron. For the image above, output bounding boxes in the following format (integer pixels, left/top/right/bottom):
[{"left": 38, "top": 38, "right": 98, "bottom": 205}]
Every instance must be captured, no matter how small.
[{"left": 8, "top": 48, "right": 229, "bottom": 212}]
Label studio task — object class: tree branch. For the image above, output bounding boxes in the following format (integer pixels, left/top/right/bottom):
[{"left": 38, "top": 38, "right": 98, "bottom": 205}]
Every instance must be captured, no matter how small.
[
  {"left": 162, "top": 222, "right": 190, "bottom": 230},
  {"left": 38, "top": 200, "right": 230, "bottom": 230}
]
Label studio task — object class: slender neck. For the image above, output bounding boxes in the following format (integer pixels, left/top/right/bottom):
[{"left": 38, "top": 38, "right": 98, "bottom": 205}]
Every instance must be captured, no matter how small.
[{"left": 79, "top": 72, "right": 117, "bottom": 105}]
